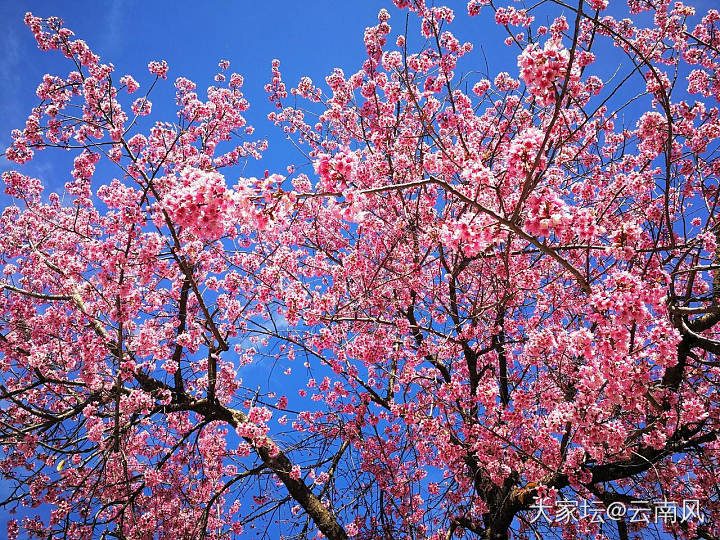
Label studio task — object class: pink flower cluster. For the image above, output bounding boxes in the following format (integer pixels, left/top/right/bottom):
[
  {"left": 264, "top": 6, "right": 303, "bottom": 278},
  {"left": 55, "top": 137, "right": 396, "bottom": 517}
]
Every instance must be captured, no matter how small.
[
  {"left": 119, "top": 74, "right": 139, "bottom": 93},
  {"left": 364, "top": 16, "right": 390, "bottom": 61},
  {"left": 265, "top": 59, "right": 287, "bottom": 110},
  {"left": 493, "top": 72, "right": 520, "bottom": 92},
  {"left": 440, "top": 213, "right": 504, "bottom": 256},
  {"left": 161, "top": 168, "right": 233, "bottom": 239},
  {"left": 313, "top": 150, "right": 359, "bottom": 191},
  {"left": 525, "top": 190, "right": 570, "bottom": 237},
  {"left": 495, "top": 6, "right": 534, "bottom": 27},
  {"left": 2, "top": 171, "right": 43, "bottom": 201},
  {"left": 505, "top": 127, "right": 546, "bottom": 179},
  {"left": 472, "top": 79, "right": 491, "bottom": 96},
  {"left": 467, "top": 0, "right": 488, "bottom": 17},
  {"left": 636, "top": 111, "right": 667, "bottom": 156},
  {"left": 148, "top": 60, "right": 168, "bottom": 79},
  {"left": 518, "top": 41, "right": 569, "bottom": 106},
  {"left": 131, "top": 97, "right": 152, "bottom": 116}
]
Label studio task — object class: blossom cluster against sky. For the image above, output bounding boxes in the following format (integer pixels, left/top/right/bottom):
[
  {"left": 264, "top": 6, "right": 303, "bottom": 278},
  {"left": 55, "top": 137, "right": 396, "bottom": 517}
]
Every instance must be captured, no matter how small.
[
  {"left": 0, "top": 0, "right": 509, "bottom": 191},
  {"left": 5, "top": 1, "right": 718, "bottom": 537}
]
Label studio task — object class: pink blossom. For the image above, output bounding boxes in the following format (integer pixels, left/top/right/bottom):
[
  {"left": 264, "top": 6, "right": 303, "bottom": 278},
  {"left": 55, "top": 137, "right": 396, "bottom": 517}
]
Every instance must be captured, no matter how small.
[{"left": 148, "top": 59, "right": 168, "bottom": 79}]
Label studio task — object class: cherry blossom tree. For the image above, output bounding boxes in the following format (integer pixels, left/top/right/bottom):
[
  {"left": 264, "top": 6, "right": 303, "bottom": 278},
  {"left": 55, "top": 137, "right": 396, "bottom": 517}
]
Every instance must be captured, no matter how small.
[{"left": 3, "top": 1, "right": 720, "bottom": 538}]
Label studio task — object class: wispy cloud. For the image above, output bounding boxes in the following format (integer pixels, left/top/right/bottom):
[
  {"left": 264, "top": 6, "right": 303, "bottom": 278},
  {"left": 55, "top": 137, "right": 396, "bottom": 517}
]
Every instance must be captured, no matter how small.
[
  {"left": 0, "top": 25, "right": 21, "bottom": 87},
  {"left": 0, "top": 25, "right": 23, "bottom": 174},
  {"left": 103, "top": 0, "right": 125, "bottom": 57}
]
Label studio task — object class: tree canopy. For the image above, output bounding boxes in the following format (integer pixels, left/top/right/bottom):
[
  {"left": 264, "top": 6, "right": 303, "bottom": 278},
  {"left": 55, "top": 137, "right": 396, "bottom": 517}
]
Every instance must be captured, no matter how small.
[{"left": 2, "top": 1, "right": 720, "bottom": 538}]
